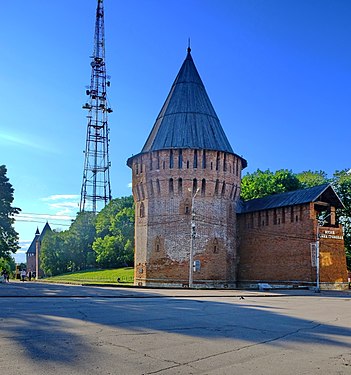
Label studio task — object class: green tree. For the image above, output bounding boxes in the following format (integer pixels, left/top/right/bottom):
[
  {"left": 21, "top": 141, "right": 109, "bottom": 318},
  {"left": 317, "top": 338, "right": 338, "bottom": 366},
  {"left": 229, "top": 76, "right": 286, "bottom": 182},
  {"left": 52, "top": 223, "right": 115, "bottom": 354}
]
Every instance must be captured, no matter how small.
[
  {"left": 0, "top": 256, "right": 16, "bottom": 276},
  {"left": 296, "top": 170, "right": 329, "bottom": 188},
  {"left": 93, "top": 196, "right": 134, "bottom": 268},
  {"left": 241, "top": 169, "right": 302, "bottom": 200},
  {"left": 332, "top": 169, "right": 351, "bottom": 269},
  {"left": 95, "top": 196, "right": 134, "bottom": 237},
  {"left": 66, "top": 211, "right": 96, "bottom": 270},
  {"left": 0, "top": 165, "right": 21, "bottom": 259},
  {"left": 40, "top": 212, "right": 97, "bottom": 275},
  {"left": 40, "top": 230, "right": 69, "bottom": 276}
]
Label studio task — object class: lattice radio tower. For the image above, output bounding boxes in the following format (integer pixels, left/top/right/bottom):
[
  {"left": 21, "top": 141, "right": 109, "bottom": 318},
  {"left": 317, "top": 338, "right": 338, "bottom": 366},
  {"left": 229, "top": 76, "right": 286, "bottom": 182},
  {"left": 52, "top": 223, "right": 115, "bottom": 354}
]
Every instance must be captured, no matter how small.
[{"left": 80, "top": 0, "right": 112, "bottom": 213}]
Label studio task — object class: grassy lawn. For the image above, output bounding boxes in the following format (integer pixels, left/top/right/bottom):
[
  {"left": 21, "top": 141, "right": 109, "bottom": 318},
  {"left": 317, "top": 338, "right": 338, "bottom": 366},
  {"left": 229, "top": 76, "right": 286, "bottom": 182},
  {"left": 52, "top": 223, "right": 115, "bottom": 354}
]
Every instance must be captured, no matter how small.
[{"left": 44, "top": 267, "right": 134, "bottom": 285}]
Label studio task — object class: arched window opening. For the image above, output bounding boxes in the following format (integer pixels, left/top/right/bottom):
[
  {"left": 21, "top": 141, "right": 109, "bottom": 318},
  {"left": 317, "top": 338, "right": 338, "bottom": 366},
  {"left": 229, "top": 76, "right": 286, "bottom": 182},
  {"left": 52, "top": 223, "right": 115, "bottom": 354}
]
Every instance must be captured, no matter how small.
[
  {"left": 201, "top": 179, "right": 206, "bottom": 196},
  {"left": 140, "top": 182, "right": 145, "bottom": 200},
  {"left": 136, "top": 185, "right": 141, "bottom": 201},
  {"left": 156, "top": 179, "right": 161, "bottom": 195},
  {"left": 149, "top": 154, "right": 153, "bottom": 170},
  {"left": 202, "top": 150, "right": 206, "bottom": 169},
  {"left": 155, "top": 236, "right": 161, "bottom": 252},
  {"left": 156, "top": 151, "right": 160, "bottom": 169},
  {"left": 216, "top": 152, "right": 220, "bottom": 171},
  {"left": 213, "top": 238, "right": 219, "bottom": 253},
  {"left": 169, "top": 178, "right": 174, "bottom": 194},
  {"left": 186, "top": 160, "right": 190, "bottom": 169},
  {"left": 178, "top": 178, "right": 183, "bottom": 194},
  {"left": 221, "top": 182, "right": 226, "bottom": 197},
  {"left": 230, "top": 185, "right": 235, "bottom": 200},
  {"left": 193, "top": 178, "right": 198, "bottom": 194},
  {"left": 193, "top": 150, "right": 198, "bottom": 168},
  {"left": 169, "top": 150, "right": 174, "bottom": 169},
  {"left": 273, "top": 209, "right": 277, "bottom": 225},
  {"left": 139, "top": 202, "right": 145, "bottom": 218},
  {"left": 149, "top": 180, "right": 154, "bottom": 197},
  {"left": 178, "top": 149, "right": 183, "bottom": 169},
  {"left": 300, "top": 206, "right": 304, "bottom": 221},
  {"left": 214, "top": 179, "right": 219, "bottom": 195}
]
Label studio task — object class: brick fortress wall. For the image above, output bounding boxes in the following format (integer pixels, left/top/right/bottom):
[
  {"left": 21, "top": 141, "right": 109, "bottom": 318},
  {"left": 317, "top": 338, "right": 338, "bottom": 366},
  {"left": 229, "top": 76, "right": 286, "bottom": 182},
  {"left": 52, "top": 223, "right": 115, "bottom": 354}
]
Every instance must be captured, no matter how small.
[
  {"left": 129, "top": 148, "right": 244, "bottom": 287},
  {"left": 237, "top": 202, "right": 348, "bottom": 288}
]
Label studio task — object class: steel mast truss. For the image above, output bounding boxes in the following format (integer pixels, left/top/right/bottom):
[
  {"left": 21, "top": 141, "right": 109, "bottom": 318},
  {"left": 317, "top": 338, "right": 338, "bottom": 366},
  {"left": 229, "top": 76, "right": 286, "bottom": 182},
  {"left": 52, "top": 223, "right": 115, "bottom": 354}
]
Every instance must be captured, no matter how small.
[{"left": 80, "top": 0, "right": 112, "bottom": 213}]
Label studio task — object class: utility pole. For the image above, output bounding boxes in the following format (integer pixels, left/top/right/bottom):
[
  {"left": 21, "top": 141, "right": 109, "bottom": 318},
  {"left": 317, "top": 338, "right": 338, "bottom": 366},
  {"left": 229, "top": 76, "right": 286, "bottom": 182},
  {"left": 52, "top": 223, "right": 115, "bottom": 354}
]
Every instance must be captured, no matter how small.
[
  {"left": 315, "top": 222, "right": 321, "bottom": 293},
  {"left": 80, "top": 0, "right": 112, "bottom": 213},
  {"left": 315, "top": 211, "right": 331, "bottom": 293}
]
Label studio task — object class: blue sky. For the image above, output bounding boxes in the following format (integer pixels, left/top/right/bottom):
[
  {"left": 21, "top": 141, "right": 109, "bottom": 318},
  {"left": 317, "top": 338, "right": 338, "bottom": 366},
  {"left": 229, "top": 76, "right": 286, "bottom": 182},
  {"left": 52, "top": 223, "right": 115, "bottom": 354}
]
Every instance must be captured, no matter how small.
[{"left": 1, "top": 0, "right": 350, "bottom": 263}]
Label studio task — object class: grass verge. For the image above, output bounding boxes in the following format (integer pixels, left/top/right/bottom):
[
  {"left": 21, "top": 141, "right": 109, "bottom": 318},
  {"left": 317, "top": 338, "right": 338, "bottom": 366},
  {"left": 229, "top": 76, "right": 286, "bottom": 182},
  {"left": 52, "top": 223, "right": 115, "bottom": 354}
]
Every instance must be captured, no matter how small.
[{"left": 43, "top": 267, "right": 134, "bottom": 285}]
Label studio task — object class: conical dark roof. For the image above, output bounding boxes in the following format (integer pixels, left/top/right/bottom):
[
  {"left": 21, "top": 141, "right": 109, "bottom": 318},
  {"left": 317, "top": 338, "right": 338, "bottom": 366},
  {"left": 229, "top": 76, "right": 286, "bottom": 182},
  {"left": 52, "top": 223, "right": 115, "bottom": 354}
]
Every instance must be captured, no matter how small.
[
  {"left": 141, "top": 48, "right": 234, "bottom": 154},
  {"left": 26, "top": 223, "right": 52, "bottom": 255}
]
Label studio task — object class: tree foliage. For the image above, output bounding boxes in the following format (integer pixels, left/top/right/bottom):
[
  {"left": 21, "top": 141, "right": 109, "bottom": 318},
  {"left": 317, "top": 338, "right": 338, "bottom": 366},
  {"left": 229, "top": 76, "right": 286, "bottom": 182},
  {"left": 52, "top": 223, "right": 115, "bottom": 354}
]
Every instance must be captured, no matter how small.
[
  {"left": 93, "top": 196, "right": 134, "bottom": 268},
  {"left": 0, "top": 165, "right": 21, "bottom": 259},
  {"left": 40, "top": 196, "right": 134, "bottom": 275},
  {"left": 40, "top": 212, "right": 96, "bottom": 276},
  {"left": 0, "top": 256, "right": 16, "bottom": 275},
  {"left": 241, "top": 169, "right": 302, "bottom": 200},
  {"left": 332, "top": 169, "right": 351, "bottom": 269},
  {"left": 40, "top": 230, "right": 68, "bottom": 276},
  {"left": 296, "top": 170, "right": 329, "bottom": 188}
]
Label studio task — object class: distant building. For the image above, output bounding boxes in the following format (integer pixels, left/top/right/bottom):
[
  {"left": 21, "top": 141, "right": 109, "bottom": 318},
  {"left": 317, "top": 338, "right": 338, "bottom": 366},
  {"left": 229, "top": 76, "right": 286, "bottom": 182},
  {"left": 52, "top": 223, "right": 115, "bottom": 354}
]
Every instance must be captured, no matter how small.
[
  {"left": 127, "top": 49, "right": 348, "bottom": 290},
  {"left": 26, "top": 222, "right": 51, "bottom": 278}
]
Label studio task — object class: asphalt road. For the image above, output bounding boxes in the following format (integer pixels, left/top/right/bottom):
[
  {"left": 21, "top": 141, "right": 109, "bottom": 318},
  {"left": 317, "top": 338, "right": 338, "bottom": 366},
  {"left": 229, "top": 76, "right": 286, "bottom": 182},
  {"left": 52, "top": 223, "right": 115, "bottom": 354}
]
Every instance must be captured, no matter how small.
[{"left": 0, "top": 281, "right": 350, "bottom": 375}]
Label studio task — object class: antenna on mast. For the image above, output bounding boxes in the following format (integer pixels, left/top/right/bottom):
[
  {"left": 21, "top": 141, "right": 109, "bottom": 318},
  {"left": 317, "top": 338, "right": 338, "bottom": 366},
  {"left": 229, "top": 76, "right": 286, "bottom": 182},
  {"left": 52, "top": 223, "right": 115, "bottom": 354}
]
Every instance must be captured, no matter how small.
[{"left": 80, "top": 0, "right": 112, "bottom": 213}]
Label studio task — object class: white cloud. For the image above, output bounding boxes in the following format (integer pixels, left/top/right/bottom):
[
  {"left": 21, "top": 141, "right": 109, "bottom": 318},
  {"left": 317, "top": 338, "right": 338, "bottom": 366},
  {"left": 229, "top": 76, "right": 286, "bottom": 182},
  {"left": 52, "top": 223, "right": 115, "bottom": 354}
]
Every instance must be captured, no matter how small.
[
  {"left": 42, "top": 194, "right": 80, "bottom": 201},
  {"left": 18, "top": 240, "right": 32, "bottom": 253},
  {"left": 127, "top": 182, "right": 132, "bottom": 188}
]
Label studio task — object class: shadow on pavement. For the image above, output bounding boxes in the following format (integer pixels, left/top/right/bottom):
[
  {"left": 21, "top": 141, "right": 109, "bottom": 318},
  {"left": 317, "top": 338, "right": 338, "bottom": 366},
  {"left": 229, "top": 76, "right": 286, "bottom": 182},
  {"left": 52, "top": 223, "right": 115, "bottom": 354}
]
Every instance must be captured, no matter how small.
[{"left": 0, "top": 282, "right": 350, "bottom": 365}]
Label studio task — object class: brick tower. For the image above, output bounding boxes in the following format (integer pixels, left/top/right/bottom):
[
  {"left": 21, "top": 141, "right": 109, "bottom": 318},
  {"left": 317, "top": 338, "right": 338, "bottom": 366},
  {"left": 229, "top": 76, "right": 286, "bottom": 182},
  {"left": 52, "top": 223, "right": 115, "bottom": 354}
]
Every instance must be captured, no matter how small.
[{"left": 127, "top": 48, "right": 247, "bottom": 288}]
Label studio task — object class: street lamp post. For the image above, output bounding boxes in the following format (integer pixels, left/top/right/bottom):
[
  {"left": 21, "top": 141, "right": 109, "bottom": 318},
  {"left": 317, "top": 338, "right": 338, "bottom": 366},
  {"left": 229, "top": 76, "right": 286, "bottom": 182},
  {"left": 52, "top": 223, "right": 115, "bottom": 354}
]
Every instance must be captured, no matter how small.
[{"left": 189, "top": 188, "right": 200, "bottom": 288}]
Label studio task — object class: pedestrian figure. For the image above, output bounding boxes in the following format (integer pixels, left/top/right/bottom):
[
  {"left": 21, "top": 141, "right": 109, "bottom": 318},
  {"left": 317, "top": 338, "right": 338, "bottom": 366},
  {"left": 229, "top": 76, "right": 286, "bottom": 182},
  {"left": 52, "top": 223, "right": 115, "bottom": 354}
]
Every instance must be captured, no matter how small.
[
  {"left": 1, "top": 269, "right": 8, "bottom": 283},
  {"left": 28, "top": 271, "right": 32, "bottom": 281},
  {"left": 20, "top": 270, "right": 26, "bottom": 282}
]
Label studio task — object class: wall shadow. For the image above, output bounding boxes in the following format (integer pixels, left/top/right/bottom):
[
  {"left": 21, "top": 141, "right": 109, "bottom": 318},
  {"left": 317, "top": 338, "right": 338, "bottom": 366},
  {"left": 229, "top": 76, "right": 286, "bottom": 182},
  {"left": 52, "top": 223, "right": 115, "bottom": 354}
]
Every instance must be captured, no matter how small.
[{"left": 1, "top": 282, "right": 350, "bottom": 366}]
